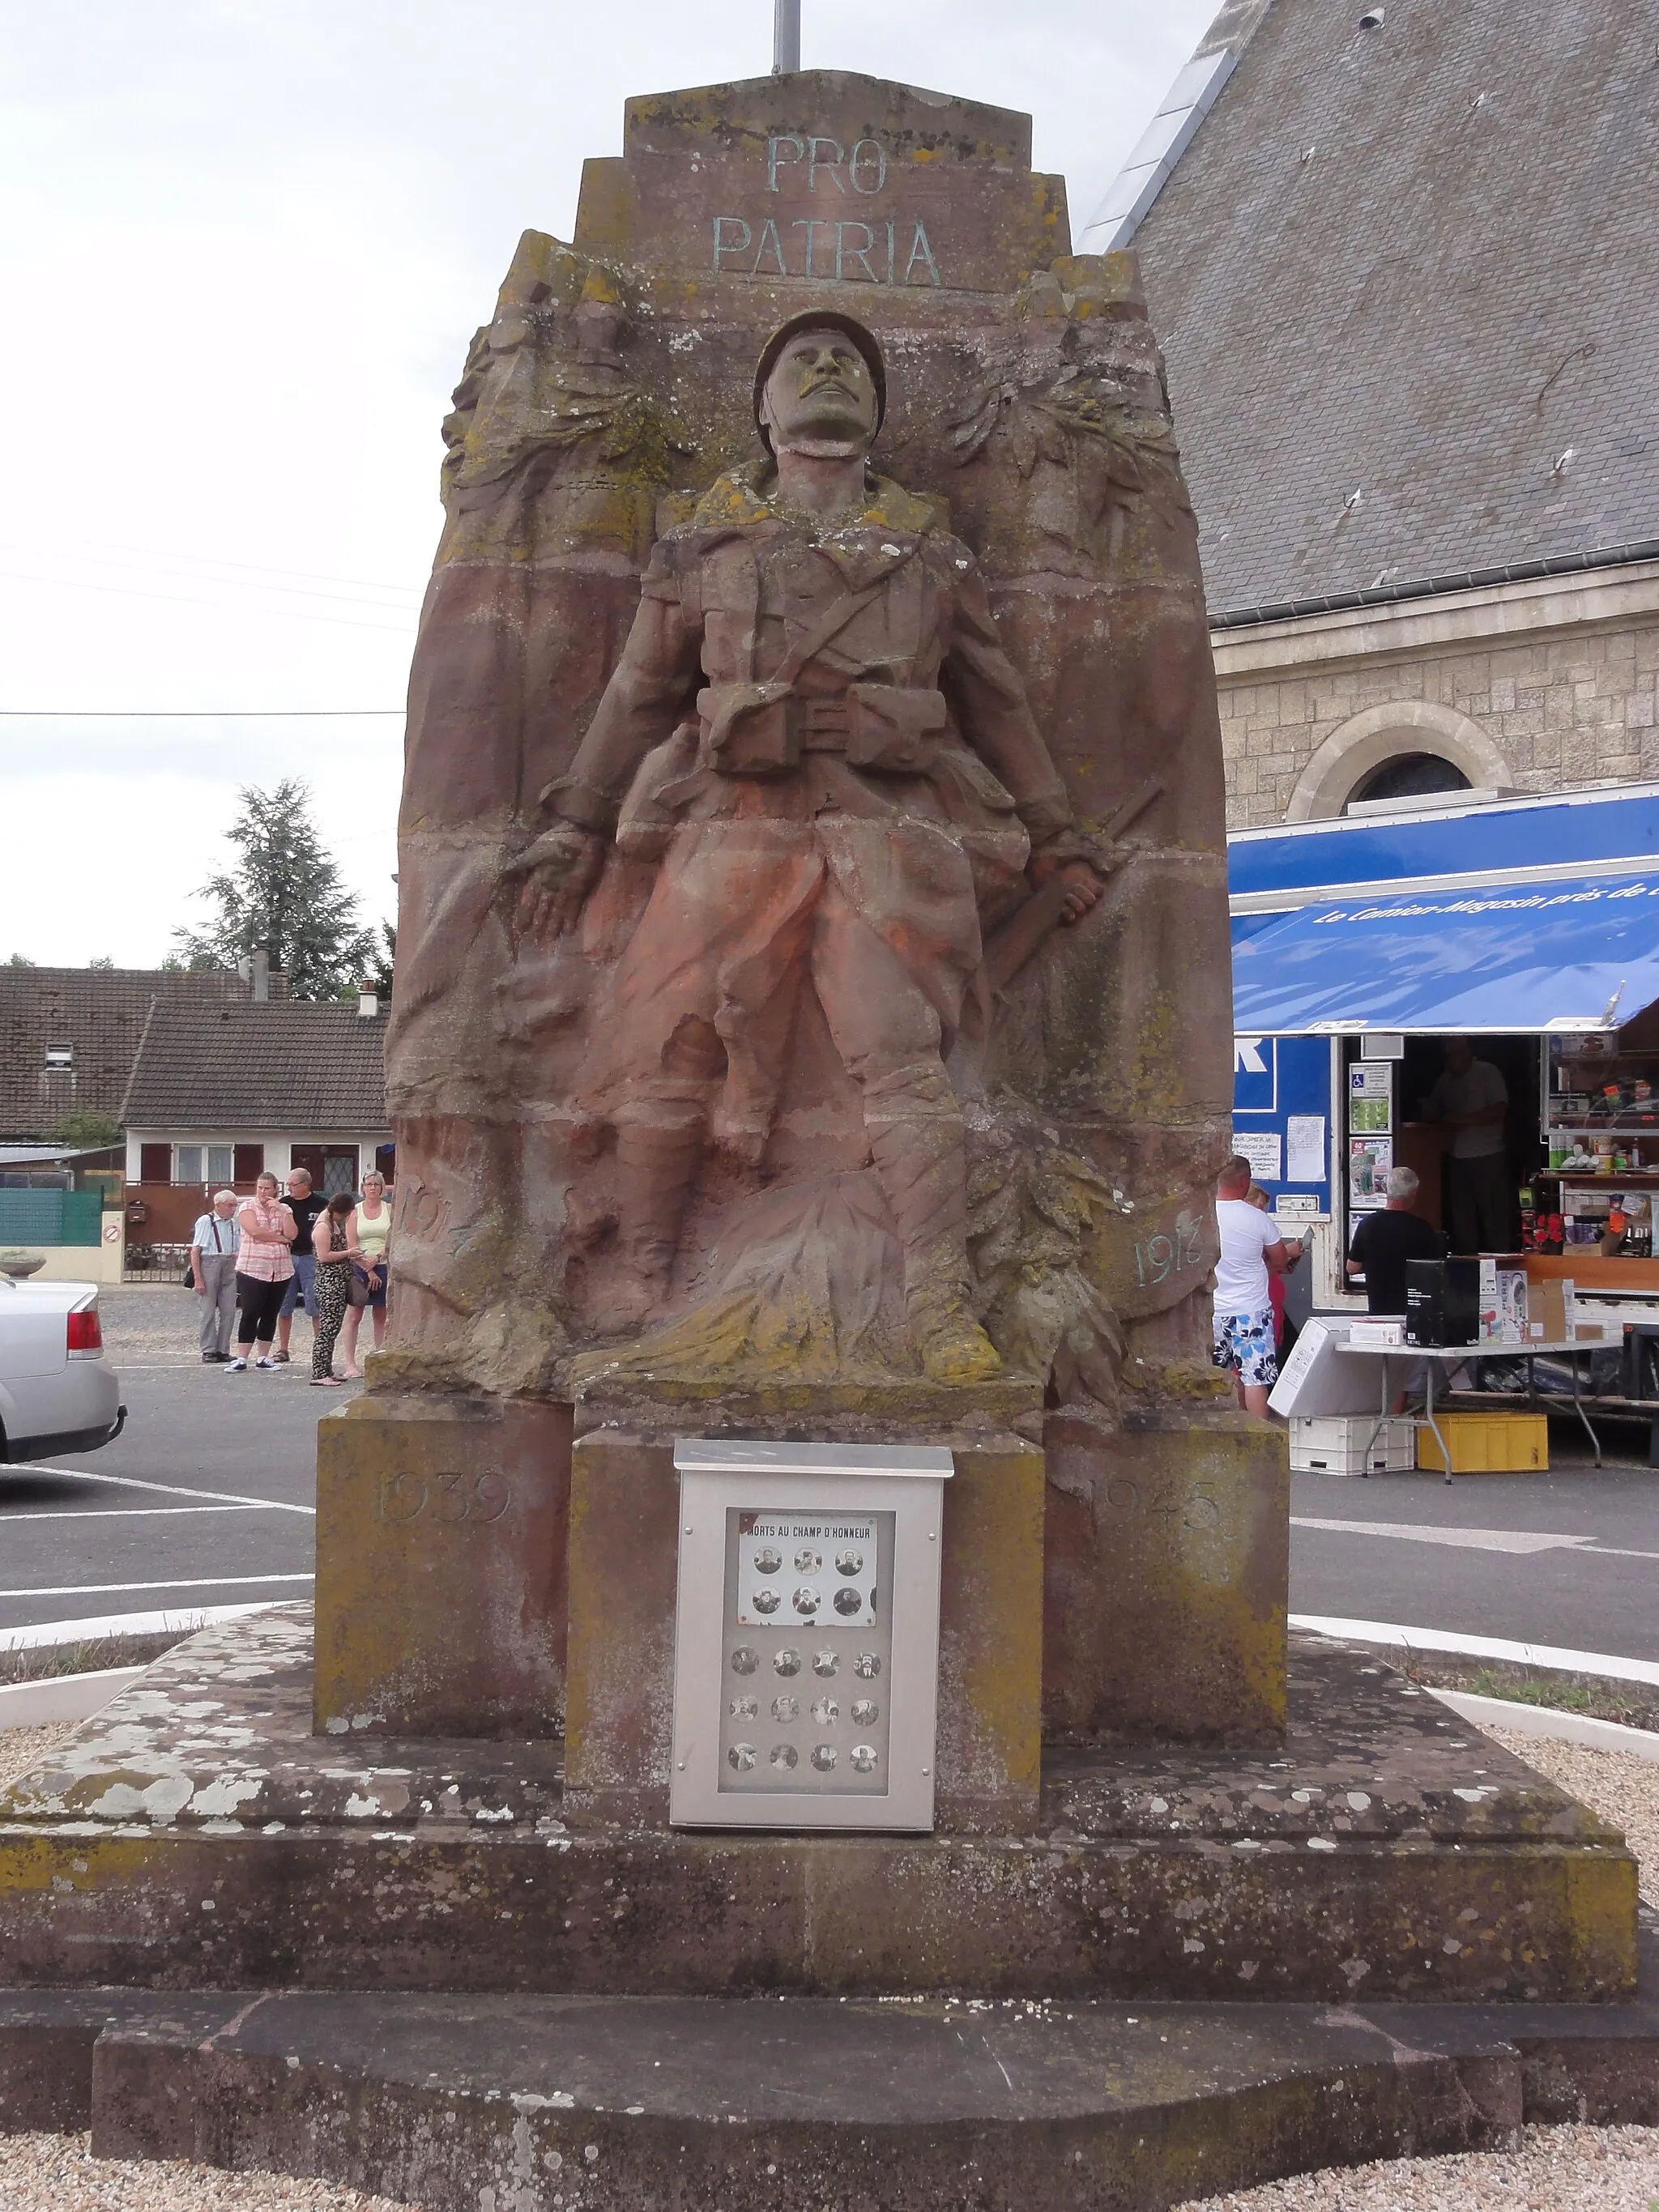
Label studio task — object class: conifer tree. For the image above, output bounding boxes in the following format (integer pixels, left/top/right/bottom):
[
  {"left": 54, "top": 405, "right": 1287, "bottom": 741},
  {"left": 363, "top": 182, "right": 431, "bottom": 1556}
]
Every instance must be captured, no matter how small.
[{"left": 173, "top": 779, "right": 378, "bottom": 1002}]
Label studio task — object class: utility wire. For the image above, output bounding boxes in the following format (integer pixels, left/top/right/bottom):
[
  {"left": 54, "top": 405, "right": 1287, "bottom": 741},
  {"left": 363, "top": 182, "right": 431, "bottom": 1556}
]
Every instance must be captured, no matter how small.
[
  {"left": 0, "top": 569, "right": 416, "bottom": 633},
  {"left": 2, "top": 539, "right": 424, "bottom": 599},
  {"left": 0, "top": 709, "right": 404, "bottom": 718}
]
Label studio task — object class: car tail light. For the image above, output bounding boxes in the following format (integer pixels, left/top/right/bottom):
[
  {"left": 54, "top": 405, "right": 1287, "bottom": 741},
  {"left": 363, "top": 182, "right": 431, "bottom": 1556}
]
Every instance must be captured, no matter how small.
[{"left": 66, "top": 1307, "right": 103, "bottom": 1354}]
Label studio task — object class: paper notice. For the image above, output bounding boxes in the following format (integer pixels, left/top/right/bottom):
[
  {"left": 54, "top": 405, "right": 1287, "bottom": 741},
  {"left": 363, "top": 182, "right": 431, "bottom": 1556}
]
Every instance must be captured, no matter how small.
[
  {"left": 1234, "top": 1132, "right": 1282, "bottom": 1182},
  {"left": 1286, "top": 1116, "right": 1327, "bottom": 1183}
]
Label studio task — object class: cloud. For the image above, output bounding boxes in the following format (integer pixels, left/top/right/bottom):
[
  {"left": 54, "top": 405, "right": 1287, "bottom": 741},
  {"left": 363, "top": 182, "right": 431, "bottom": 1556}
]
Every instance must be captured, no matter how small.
[{"left": 0, "top": 0, "right": 1215, "bottom": 965}]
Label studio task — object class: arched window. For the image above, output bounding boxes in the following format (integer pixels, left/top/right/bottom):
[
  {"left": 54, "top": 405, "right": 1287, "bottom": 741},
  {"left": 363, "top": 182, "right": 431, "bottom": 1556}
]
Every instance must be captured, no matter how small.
[
  {"left": 1285, "top": 704, "right": 1511, "bottom": 822},
  {"left": 1345, "top": 752, "right": 1472, "bottom": 812}
]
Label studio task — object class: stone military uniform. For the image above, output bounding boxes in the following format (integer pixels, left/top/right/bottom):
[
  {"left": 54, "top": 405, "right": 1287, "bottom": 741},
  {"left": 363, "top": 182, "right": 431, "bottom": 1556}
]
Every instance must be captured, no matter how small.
[{"left": 538, "top": 465, "right": 1090, "bottom": 1378}]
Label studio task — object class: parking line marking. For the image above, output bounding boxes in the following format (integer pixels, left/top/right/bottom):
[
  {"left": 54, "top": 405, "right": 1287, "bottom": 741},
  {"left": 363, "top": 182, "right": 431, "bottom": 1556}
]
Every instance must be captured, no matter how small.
[
  {"left": 0, "top": 1575, "right": 314, "bottom": 1599},
  {"left": 0, "top": 1507, "right": 262, "bottom": 1523},
  {"left": 8, "top": 1465, "right": 314, "bottom": 1516},
  {"left": 1292, "top": 1517, "right": 1593, "bottom": 1555}
]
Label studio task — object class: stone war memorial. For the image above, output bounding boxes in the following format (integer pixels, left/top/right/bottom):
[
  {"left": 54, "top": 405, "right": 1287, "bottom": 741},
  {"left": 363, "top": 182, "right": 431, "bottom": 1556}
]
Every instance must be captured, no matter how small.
[{"left": 0, "top": 61, "right": 1652, "bottom": 2212}]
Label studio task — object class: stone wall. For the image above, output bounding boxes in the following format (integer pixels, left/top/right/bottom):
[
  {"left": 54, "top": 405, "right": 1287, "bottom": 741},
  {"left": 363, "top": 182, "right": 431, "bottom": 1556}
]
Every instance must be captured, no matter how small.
[{"left": 1209, "top": 562, "right": 1659, "bottom": 827}]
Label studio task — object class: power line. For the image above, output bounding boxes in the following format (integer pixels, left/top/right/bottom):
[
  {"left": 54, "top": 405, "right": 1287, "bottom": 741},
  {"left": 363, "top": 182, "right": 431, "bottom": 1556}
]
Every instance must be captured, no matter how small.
[
  {"left": 2, "top": 538, "right": 424, "bottom": 599},
  {"left": 0, "top": 709, "right": 404, "bottom": 718},
  {"left": 0, "top": 568, "right": 416, "bottom": 634}
]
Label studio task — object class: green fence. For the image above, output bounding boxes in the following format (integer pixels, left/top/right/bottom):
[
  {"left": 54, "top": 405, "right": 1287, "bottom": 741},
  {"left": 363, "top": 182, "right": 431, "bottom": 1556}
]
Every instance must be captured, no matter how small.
[{"left": 0, "top": 1189, "right": 102, "bottom": 1246}]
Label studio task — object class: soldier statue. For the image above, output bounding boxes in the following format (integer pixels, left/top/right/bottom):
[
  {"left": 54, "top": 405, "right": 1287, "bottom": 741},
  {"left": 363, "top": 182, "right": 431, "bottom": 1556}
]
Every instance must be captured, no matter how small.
[{"left": 511, "top": 313, "right": 1105, "bottom": 1383}]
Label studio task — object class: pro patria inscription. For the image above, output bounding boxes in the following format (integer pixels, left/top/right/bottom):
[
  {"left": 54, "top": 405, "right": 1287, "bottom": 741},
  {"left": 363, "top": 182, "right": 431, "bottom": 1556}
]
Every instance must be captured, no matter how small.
[
  {"left": 712, "top": 135, "right": 942, "bottom": 285},
  {"left": 573, "top": 71, "right": 1069, "bottom": 297}
]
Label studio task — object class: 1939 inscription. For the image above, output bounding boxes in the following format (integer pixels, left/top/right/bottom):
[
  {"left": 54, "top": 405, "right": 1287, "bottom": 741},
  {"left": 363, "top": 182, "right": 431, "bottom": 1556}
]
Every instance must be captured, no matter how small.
[{"left": 376, "top": 1468, "right": 511, "bottom": 1525}]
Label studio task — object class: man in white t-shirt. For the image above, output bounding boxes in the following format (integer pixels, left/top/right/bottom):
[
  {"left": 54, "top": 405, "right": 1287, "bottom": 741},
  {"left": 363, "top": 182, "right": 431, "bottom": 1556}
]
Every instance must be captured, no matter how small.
[
  {"left": 1423, "top": 1037, "right": 1512, "bottom": 1253},
  {"left": 1212, "top": 1154, "right": 1303, "bottom": 1415}
]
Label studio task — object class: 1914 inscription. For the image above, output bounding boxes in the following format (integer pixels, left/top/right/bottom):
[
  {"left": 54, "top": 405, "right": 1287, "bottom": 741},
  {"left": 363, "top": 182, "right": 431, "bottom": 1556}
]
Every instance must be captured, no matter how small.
[{"left": 712, "top": 134, "right": 942, "bottom": 286}]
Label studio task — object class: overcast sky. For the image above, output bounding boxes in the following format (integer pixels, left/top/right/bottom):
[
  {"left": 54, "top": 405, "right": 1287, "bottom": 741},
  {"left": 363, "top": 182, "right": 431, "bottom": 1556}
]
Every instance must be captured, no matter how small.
[{"left": 0, "top": 0, "right": 1217, "bottom": 970}]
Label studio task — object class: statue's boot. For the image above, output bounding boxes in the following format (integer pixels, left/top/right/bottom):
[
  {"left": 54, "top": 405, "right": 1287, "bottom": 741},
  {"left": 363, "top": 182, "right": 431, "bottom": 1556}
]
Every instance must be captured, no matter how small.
[
  {"left": 591, "top": 1119, "right": 703, "bottom": 1336},
  {"left": 867, "top": 1110, "right": 1003, "bottom": 1384}
]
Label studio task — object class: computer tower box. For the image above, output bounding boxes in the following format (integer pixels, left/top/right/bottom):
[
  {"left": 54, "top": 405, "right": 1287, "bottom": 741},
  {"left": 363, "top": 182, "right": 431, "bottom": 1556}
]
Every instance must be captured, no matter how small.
[{"left": 1405, "top": 1256, "right": 1480, "bottom": 1347}]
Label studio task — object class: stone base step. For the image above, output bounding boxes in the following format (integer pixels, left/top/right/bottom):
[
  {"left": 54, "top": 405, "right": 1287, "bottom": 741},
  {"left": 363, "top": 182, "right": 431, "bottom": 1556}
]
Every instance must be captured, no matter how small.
[
  {"left": 0, "top": 1613, "right": 1640, "bottom": 2005},
  {"left": 2, "top": 1967, "right": 1657, "bottom": 2212}
]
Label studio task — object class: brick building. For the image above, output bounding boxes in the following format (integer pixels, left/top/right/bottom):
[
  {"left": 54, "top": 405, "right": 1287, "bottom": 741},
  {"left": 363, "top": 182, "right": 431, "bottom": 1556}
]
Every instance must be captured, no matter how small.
[{"left": 1085, "top": 0, "right": 1659, "bottom": 825}]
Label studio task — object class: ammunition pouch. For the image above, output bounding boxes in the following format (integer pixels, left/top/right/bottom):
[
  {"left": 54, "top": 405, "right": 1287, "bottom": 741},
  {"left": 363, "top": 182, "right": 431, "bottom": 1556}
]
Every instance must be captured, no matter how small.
[
  {"left": 697, "top": 682, "right": 949, "bottom": 779},
  {"left": 846, "top": 684, "right": 948, "bottom": 774}
]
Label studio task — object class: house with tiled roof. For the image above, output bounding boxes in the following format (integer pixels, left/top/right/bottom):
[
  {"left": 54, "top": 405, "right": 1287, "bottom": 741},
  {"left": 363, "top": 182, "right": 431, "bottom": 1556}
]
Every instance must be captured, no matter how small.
[
  {"left": 1086, "top": 0, "right": 1659, "bottom": 826},
  {"left": 0, "top": 965, "right": 254, "bottom": 1144},
  {"left": 120, "top": 987, "right": 391, "bottom": 1224}
]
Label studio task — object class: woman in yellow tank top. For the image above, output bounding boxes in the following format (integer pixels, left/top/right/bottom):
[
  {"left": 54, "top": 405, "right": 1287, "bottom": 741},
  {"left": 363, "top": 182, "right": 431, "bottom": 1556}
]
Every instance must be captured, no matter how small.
[{"left": 342, "top": 1169, "right": 392, "bottom": 1378}]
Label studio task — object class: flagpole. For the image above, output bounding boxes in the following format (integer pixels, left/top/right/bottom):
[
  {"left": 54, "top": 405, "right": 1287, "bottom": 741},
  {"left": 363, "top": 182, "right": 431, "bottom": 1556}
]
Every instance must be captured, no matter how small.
[{"left": 774, "top": 0, "right": 800, "bottom": 75}]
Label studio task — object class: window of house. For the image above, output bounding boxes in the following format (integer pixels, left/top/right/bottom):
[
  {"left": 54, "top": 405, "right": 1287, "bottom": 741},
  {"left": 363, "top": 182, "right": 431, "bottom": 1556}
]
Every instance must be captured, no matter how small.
[
  {"left": 176, "top": 1145, "right": 203, "bottom": 1184},
  {"left": 44, "top": 1044, "right": 73, "bottom": 1070},
  {"left": 207, "top": 1145, "right": 233, "bottom": 1185}
]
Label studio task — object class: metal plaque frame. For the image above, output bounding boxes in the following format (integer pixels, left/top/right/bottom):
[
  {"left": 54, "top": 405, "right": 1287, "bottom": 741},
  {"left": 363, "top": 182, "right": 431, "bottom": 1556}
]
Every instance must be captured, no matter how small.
[{"left": 670, "top": 1439, "right": 951, "bottom": 1832}]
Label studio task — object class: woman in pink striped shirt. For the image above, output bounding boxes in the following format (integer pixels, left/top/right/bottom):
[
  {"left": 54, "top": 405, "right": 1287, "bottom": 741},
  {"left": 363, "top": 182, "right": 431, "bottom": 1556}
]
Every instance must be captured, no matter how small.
[{"left": 228, "top": 1171, "right": 296, "bottom": 1374}]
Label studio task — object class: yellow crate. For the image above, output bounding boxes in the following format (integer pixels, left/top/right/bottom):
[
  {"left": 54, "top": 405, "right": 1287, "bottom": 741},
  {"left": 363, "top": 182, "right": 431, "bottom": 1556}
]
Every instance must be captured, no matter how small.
[{"left": 1417, "top": 1412, "right": 1549, "bottom": 1475}]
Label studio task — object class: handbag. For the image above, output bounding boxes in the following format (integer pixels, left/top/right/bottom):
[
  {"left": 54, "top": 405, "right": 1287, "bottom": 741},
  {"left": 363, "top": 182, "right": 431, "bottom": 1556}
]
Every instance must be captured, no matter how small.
[{"left": 348, "top": 1267, "right": 373, "bottom": 1308}]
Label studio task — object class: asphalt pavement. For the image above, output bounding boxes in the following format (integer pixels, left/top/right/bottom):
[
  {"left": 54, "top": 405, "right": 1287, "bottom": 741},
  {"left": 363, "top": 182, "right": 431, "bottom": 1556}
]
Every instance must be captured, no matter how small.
[
  {"left": 2, "top": 1287, "right": 1655, "bottom": 1665},
  {"left": 0, "top": 1285, "right": 327, "bottom": 1639},
  {"left": 1290, "top": 1443, "right": 1659, "bottom": 1662}
]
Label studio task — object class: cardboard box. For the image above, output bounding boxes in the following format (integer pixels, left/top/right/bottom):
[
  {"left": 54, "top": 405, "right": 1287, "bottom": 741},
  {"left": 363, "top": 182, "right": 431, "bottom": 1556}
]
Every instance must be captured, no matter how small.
[
  {"left": 1269, "top": 1318, "right": 1382, "bottom": 1418},
  {"left": 1479, "top": 1262, "right": 1529, "bottom": 1345},
  {"left": 1526, "top": 1278, "right": 1567, "bottom": 1345},
  {"left": 1350, "top": 1319, "right": 1404, "bottom": 1348}
]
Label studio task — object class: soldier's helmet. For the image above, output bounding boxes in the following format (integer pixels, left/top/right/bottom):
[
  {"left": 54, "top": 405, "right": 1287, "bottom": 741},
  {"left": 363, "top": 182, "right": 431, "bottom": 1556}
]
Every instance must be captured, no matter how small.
[{"left": 753, "top": 311, "right": 888, "bottom": 457}]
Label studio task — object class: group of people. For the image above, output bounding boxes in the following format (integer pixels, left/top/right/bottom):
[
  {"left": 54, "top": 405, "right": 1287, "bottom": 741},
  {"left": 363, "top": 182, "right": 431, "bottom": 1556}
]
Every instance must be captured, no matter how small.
[
  {"left": 189, "top": 1168, "right": 392, "bottom": 1386},
  {"left": 1211, "top": 1152, "right": 1446, "bottom": 1413}
]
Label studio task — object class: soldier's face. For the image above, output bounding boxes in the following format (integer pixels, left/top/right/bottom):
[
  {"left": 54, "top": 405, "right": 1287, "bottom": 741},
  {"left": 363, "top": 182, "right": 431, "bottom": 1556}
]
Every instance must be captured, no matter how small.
[{"left": 762, "top": 331, "right": 878, "bottom": 446}]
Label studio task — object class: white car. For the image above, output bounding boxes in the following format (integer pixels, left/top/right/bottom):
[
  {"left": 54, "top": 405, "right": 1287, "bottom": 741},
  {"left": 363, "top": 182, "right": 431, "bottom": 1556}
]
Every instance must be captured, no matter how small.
[{"left": 0, "top": 1272, "right": 125, "bottom": 1464}]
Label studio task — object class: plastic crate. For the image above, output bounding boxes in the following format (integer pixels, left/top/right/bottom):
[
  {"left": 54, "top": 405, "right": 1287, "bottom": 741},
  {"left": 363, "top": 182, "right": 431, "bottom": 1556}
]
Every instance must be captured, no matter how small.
[
  {"left": 1417, "top": 1412, "right": 1549, "bottom": 1475},
  {"left": 1290, "top": 1416, "right": 1417, "bottom": 1476}
]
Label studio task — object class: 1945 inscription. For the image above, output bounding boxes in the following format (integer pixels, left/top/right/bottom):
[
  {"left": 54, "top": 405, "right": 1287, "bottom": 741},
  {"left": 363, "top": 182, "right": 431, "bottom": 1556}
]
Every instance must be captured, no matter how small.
[{"left": 713, "top": 134, "right": 943, "bottom": 286}]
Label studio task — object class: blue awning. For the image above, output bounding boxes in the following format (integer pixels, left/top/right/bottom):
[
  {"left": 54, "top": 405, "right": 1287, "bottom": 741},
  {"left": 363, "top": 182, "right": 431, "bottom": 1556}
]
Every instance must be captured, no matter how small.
[{"left": 1230, "top": 870, "right": 1659, "bottom": 1034}]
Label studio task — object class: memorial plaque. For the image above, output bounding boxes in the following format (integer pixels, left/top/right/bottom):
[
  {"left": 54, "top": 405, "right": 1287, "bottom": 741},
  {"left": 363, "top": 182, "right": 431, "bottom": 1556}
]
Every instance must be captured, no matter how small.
[{"left": 671, "top": 1440, "right": 947, "bottom": 1830}]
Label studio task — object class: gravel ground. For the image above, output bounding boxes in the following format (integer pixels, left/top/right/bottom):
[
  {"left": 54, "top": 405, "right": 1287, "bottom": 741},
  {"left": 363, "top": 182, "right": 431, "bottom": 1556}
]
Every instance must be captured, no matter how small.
[
  {"left": 0, "top": 1720, "right": 76, "bottom": 1788},
  {"left": 0, "top": 2136, "right": 416, "bottom": 2210},
  {"left": 1175, "top": 2124, "right": 1659, "bottom": 2209},
  {"left": 1485, "top": 1726, "right": 1659, "bottom": 1907}
]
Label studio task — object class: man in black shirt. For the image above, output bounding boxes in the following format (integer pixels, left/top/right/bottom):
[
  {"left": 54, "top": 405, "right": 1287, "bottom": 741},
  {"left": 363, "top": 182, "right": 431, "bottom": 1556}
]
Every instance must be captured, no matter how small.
[
  {"left": 1347, "top": 1165, "right": 1447, "bottom": 1313},
  {"left": 275, "top": 1167, "right": 329, "bottom": 1363}
]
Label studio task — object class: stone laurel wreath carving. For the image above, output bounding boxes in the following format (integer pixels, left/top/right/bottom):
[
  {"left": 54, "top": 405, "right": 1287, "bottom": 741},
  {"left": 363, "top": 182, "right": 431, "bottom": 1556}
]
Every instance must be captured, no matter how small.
[
  {"left": 966, "top": 1112, "right": 1127, "bottom": 1414},
  {"left": 443, "top": 296, "right": 697, "bottom": 506},
  {"left": 947, "top": 302, "right": 1193, "bottom": 562}
]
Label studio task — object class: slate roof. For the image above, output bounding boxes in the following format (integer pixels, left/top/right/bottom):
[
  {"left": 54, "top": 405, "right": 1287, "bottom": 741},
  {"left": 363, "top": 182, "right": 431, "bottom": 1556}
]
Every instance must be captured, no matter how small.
[
  {"left": 1128, "top": 0, "right": 1659, "bottom": 616},
  {"left": 121, "top": 999, "right": 389, "bottom": 1132},
  {"left": 0, "top": 968, "right": 252, "bottom": 1142}
]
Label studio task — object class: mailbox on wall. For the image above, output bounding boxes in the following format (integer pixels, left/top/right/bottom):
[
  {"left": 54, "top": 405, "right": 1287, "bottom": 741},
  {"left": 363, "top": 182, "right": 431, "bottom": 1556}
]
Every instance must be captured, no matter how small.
[{"left": 669, "top": 1438, "right": 951, "bottom": 1832}]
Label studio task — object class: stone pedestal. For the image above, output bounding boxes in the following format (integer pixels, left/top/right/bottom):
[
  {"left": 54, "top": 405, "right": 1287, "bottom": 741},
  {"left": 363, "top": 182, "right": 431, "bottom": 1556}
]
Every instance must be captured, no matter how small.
[
  {"left": 1043, "top": 1409, "right": 1289, "bottom": 1741},
  {"left": 313, "top": 1394, "right": 571, "bottom": 1738},
  {"left": 563, "top": 1411, "right": 1045, "bottom": 1832},
  {"left": 0, "top": 1610, "right": 1638, "bottom": 2005}
]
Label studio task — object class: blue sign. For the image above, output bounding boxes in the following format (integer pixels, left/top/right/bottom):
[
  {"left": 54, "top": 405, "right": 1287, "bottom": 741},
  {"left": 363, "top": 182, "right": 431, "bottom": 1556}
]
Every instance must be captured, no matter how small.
[{"left": 1232, "top": 1035, "right": 1277, "bottom": 1115}]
